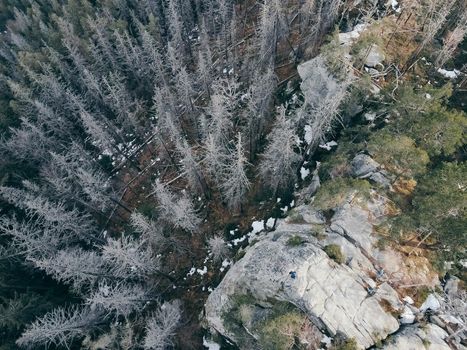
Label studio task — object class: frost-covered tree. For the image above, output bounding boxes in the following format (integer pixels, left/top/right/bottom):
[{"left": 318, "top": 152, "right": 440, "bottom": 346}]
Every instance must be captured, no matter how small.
[
  {"left": 296, "top": 56, "right": 350, "bottom": 153},
  {"left": 0, "top": 186, "right": 99, "bottom": 244},
  {"left": 208, "top": 235, "right": 229, "bottom": 262},
  {"left": 143, "top": 300, "right": 182, "bottom": 350},
  {"left": 42, "top": 145, "right": 113, "bottom": 211},
  {"left": 102, "top": 235, "right": 160, "bottom": 280},
  {"left": 0, "top": 216, "right": 61, "bottom": 259},
  {"left": 245, "top": 66, "right": 277, "bottom": 158},
  {"left": 257, "top": 0, "right": 288, "bottom": 64},
  {"left": 259, "top": 107, "right": 300, "bottom": 195},
  {"left": 152, "top": 179, "right": 201, "bottom": 233},
  {"left": 86, "top": 282, "right": 148, "bottom": 317},
  {"left": 435, "top": 9, "right": 467, "bottom": 67},
  {"left": 30, "top": 247, "right": 107, "bottom": 291},
  {"left": 16, "top": 306, "right": 102, "bottom": 349},
  {"left": 175, "top": 139, "right": 210, "bottom": 197},
  {"left": 220, "top": 134, "right": 250, "bottom": 212},
  {"left": 2, "top": 117, "right": 54, "bottom": 162},
  {"left": 130, "top": 212, "right": 166, "bottom": 247}
]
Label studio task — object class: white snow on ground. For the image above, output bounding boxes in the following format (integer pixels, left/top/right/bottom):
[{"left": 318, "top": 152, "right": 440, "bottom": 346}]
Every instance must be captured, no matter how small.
[
  {"left": 391, "top": 0, "right": 401, "bottom": 13},
  {"left": 203, "top": 337, "right": 221, "bottom": 350},
  {"left": 265, "top": 217, "right": 275, "bottom": 229},
  {"left": 338, "top": 23, "right": 368, "bottom": 46},
  {"left": 230, "top": 235, "right": 248, "bottom": 246},
  {"left": 197, "top": 266, "right": 208, "bottom": 276},
  {"left": 403, "top": 296, "right": 414, "bottom": 305},
  {"left": 437, "top": 68, "right": 460, "bottom": 79},
  {"left": 251, "top": 220, "right": 265, "bottom": 234},
  {"left": 300, "top": 167, "right": 310, "bottom": 180},
  {"left": 420, "top": 294, "right": 441, "bottom": 312},
  {"left": 187, "top": 267, "right": 196, "bottom": 276},
  {"left": 220, "top": 259, "right": 232, "bottom": 272},
  {"left": 319, "top": 140, "right": 338, "bottom": 151}
]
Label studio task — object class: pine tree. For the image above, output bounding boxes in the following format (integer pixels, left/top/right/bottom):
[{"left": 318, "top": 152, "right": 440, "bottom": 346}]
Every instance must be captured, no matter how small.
[
  {"left": 220, "top": 133, "right": 250, "bottom": 212},
  {"left": 86, "top": 282, "right": 148, "bottom": 317},
  {"left": 259, "top": 107, "right": 300, "bottom": 195},
  {"left": 152, "top": 179, "right": 201, "bottom": 233},
  {"left": 143, "top": 300, "right": 182, "bottom": 350},
  {"left": 16, "top": 306, "right": 102, "bottom": 349}
]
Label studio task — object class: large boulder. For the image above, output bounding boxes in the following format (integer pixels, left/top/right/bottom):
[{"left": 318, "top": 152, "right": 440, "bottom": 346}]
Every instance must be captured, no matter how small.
[
  {"left": 382, "top": 324, "right": 451, "bottom": 350},
  {"left": 297, "top": 55, "right": 338, "bottom": 108},
  {"left": 365, "top": 44, "right": 385, "bottom": 69},
  {"left": 205, "top": 204, "right": 401, "bottom": 349}
]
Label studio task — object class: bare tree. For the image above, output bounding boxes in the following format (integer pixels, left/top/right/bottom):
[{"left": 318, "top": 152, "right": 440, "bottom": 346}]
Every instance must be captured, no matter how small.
[
  {"left": 435, "top": 9, "right": 467, "bottom": 67},
  {"left": 102, "top": 235, "right": 160, "bottom": 280},
  {"left": 86, "top": 282, "right": 148, "bottom": 318},
  {"left": 0, "top": 185, "right": 99, "bottom": 244},
  {"left": 220, "top": 133, "right": 250, "bottom": 212},
  {"left": 143, "top": 300, "right": 182, "bottom": 350},
  {"left": 16, "top": 306, "right": 102, "bottom": 349},
  {"left": 208, "top": 235, "right": 229, "bottom": 262},
  {"left": 257, "top": 0, "right": 288, "bottom": 65},
  {"left": 152, "top": 179, "right": 201, "bottom": 233},
  {"left": 259, "top": 106, "right": 300, "bottom": 196},
  {"left": 175, "top": 139, "right": 210, "bottom": 197},
  {"left": 0, "top": 216, "right": 61, "bottom": 259},
  {"left": 30, "top": 248, "right": 107, "bottom": 291},
  {"left": 245, "top": 66, "right": 277, "bottom": 159},
  {"left": 296, "top": 56, "right": 350, "bottom": 154}
]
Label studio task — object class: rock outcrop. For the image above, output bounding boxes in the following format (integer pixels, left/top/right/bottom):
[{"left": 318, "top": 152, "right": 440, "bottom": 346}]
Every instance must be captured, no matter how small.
[
  {"left": 205, "top": 199, "right": 403, "bottom": 349},
  {"left": 203, "top": 191, "right": 461, "bottom": 349}
]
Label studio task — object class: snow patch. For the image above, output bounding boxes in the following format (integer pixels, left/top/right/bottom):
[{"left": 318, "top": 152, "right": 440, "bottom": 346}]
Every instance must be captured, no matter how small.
[
  {"left": 300, "top": 167, "right": 310, "bottom": 180},
  {"left": 220, "top": 259, "right": 232, "bottom": 272},
  {"left": 391, "top": 0, "right": 401, "bottom": 13},
  {"left": 437, "top": 68, "right": 460, "bottom": 79},
  {"left": 319, "top": 140, "right": 338, "bottom": 151},
  {"left": 197, "top": 266, "right": 208, "bottom": 276},
  {"left": 420, "top": 294, "right": 441, "bottom": 312},
  {"left": 203, "top": 337, "right": 221, "bottom": 350},
  {"left": 265, "top": 217, "right": 275, "bottom": 229},
  {"left": 251, "top": 220, "right": 265, "bottom": 234}
]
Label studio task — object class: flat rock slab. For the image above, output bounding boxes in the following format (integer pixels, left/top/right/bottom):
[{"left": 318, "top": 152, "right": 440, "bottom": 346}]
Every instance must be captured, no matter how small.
[{"left": 205, "top": 231, "right": 399, "bottom": 349}]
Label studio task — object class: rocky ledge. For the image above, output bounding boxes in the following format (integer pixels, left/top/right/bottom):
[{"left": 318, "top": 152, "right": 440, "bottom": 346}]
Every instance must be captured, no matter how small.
[{"left": 204, "top": 195, "right": 464, "bottom": 349}]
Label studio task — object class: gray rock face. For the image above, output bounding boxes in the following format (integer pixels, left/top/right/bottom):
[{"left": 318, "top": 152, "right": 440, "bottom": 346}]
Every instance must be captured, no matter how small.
[
  {"left": 350, "top": 154, "right": 391, "bottom": 187},
  {"left": 383, "top": 324, "right": 451, "bottom": 350},
  {"left": 297, "top": 56, "right": 338, "bottom": 108},
  {"left": 205, "top": 204, "right": 400, "bottom": 349},
  {"left": 351, "top": 154, "right": 379, "bottom": 178},
  {"left": 365, "top": 44, "right": 385, "bottom": 69}
]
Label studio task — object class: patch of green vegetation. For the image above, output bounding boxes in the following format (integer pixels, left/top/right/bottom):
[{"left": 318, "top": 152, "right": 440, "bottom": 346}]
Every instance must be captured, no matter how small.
[
  {"left": 367, "top": 130, "right": 429, "bottom": 178},
  {"left": 287, "top": 210, "right": 305, "bottom": 223},
  {"left": 314, "top": 178, "right": 371, "bottom": 210},
  {"left": 258, "top": 311, "right": 307, "bottom": 349},
  {"left": 287, "top": 235, "right": 305, "bottom": 247},
  {"left": 414, "top": 286, "right": 431, "bottom": 308},
  {"left": 350, "top": 31, "right": 384, "bottom": 68},
  {"left": 234, "top": 249, "right": 246, "bottom": 261},
  {"left": 324, "top": 244, "right": 346, "bottom": 264},
  {"left": 390, "top": 162, "right": 466, "bottom": 265},
  {"left": 330, "top": 337, "right": 359, "bottom": 350},
  {"left": 422, "top": 338, "right": 431, "bottom": 348}
]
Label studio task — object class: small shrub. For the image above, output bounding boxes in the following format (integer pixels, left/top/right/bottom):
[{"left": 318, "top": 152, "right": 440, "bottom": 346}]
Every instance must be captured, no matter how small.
[
  {"left": 314, "top": 178, "right": 371, "bottom": 210},
  {"left": 324, "top": 244, "right": 345, "bottom": 264},
  {"left": 331, "top": 337, "right": 358, "bottom": 350},
  {"left": 287, "top": 210, "right": 305, "bottom": 223},
  {"left": 287, "top": 235, "right": 305, "bottom": 247}
]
